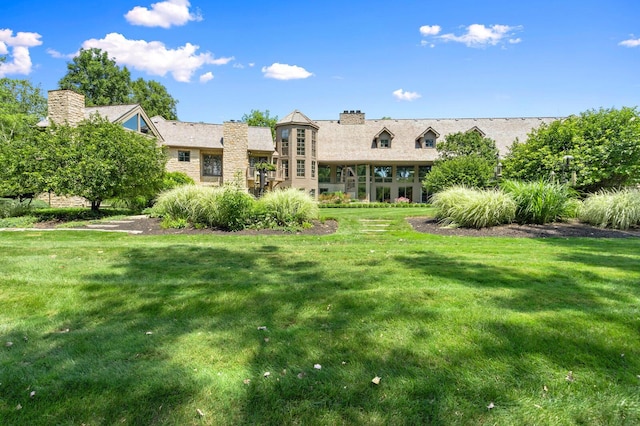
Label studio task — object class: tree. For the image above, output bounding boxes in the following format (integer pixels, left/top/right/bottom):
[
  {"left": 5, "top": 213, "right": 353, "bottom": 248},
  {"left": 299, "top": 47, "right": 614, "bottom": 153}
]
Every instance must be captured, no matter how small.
[
  {"left": 51, "top": 115, "right": 167, "bottom": 211},
  {"left": 131, "top": 78, "right": 178, "bottom": 120},
  {"left": 242, "top": 109, "right": 278, "bottom": 139},
  {"left": 422, "top": 131, "right": 498, "bottom": 193},
  {"left": 0, "top": 78, "right": 49, "bottom": 199},
  {"left": 58, "top": 48, "right": 132, "bottom": 106},
  {"left": 502, "top": 107, "right": 640, "bottom": 191}
]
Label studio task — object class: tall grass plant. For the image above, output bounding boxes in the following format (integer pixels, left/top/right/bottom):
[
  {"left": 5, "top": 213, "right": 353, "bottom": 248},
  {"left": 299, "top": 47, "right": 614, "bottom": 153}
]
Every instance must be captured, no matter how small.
[
  {"left": 501, "top": 179, "right": 578, "bottom": 224},
  {"left": 432, "top": 186, "right": 516, "bottom": 228},
  {"left": 256, "top": 187, "right": 318, "bottom": 227},
  {"left": 579, "top": 188, "right": 640, "bottom": 229}
]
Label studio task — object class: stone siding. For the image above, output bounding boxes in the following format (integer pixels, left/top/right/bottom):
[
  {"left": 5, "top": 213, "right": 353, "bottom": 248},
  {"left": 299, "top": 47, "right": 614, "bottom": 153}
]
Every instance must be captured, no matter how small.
[
  {"left": 339, "top": 110, "right": 365, "bottom": 125},
  {"left": 222, "top": 122, "right": 249, "bottom": 187},
  {"left": 38, "top": 193, "right": 88, "bottom": 208},
  {"left": 48, "top": 90, "right": 85, "bottom": 126},
  {"left": 166, "top": 148, "right": 203, "bottom": 183}
]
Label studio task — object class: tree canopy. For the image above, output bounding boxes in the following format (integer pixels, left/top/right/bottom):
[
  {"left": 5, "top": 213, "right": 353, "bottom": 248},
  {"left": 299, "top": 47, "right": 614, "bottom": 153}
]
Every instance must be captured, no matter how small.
[
  {"left": 58, "top": 48, "right": 179, "bottom": 120},
  {"left": 131, "top": 78, "right": 178, "bottom": 120},
  {"left": 242, "top": 109, "right": 278, "bottom": 139},
  {"left": 422, "top": 131, "right": 498, "bottom": 193},
  {"left": 50, "top": 115, "right": 167, "bottom": 210},
  {"left": 502, "top": 107, "right": 640, "bottom": 191}
]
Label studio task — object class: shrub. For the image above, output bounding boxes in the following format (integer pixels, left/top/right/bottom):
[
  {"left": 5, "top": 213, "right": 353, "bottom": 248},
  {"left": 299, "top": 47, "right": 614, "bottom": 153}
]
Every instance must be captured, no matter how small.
[
  {"left": 501, "top": 179, "right": 578, "bottom": 224},
  {"left": 151, "top": 184, "right": 255, "bottom": 231},
  {"left": 579, "top": 189, "right": 640, "bottom": 230},
  {"left": 318, "top": 191, "right": 351, "bottom": 204},
  {"left": 163, "top": 171, "right": 195, "bottom": 190},
  {"left": 256, "top": 188, "right": 318, "bottom": 227},
  {"left": 432, "top": 186, "right": 516, "bottom": 228}
]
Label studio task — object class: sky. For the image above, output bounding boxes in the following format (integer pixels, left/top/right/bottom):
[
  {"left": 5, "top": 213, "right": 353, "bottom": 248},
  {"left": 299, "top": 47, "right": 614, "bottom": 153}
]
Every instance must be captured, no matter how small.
[{"left": 1, "top": 0, "right": 639, "bottom": 123}]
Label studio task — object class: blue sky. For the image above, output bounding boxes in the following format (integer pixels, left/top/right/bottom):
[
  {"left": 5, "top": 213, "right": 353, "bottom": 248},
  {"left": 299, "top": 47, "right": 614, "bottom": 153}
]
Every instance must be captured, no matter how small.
[{"left": 2, "top": 0, "right": 639, "bottom": 123}]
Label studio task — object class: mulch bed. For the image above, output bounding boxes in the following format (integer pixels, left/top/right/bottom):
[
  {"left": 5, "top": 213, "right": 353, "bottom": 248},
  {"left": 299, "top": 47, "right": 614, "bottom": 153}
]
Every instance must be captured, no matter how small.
[{"left": 407, "top": 217, "right": 640, "bottom": 238}]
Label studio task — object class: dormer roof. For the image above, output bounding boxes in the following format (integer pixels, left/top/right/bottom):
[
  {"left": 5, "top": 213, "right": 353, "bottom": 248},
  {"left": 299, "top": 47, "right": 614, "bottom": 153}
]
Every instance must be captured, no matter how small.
[{"left": 277, "top": 110, "right": 319, "bottom": 129}]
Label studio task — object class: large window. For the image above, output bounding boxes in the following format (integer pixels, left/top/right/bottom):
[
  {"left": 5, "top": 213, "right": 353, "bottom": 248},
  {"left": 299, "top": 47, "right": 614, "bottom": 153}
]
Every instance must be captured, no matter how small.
[
  {"left": 396, "top": 166, "right": 415, "bottom": 183},
  {"left": 374, "top": 165, "right": 392, "bottom": 183},
  {"left": 281, "top": 129, "right": 289, "bottom": 155},
  {"left": 318, "top": 165, "right": 331, "bottom": 183},
  {"left": 178, "top": 150, "right": 190, "bottom": 162},
  {"left": 297, "top": 129, "right": 305, "bottom": 156},
  {"left": 202, "top": 154, "right": 222, "bottom": 176},
  {"left": 398, "top": 186, "right": 413, "bottom": 201},
  {"left": 123, "top": 113, "right": 150, "bottom": 134},
  {"left": 418, "top": 165, "right": 432, "bottom": 181},
  {"left": 282, "top": 160, "right": 289, "bottom": 178},
  {"left": 376, "top": 186, "right": 391, "bottom": 202},
  {"left": 296, "top": 159, "right": 305, "bottom": 177},
  {"left": 312, "top": 131, "right": 317, "bottom": 157}
]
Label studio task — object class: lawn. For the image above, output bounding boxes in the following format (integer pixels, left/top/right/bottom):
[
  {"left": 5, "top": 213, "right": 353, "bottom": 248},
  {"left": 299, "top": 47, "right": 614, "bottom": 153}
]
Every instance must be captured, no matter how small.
[{"left": 1, "top": 207, "right": 639, "bottom": 425}]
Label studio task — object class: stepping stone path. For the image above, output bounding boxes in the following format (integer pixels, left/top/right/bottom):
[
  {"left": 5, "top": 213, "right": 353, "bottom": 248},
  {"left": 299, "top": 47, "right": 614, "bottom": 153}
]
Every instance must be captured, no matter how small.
[{"left": 359, "top": 219, "right": 393, "bottom": 233}]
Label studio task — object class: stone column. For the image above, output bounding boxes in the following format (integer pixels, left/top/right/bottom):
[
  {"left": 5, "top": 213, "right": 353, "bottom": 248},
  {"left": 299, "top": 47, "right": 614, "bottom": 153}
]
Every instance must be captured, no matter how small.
[{"left": 47, "top": 90, "right": 85, "bottom": 126}]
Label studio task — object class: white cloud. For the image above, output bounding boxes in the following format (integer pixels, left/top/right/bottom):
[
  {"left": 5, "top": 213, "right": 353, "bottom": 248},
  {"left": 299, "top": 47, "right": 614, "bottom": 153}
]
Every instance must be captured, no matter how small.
[
  {"left": 80, "top": 33, "right": 233, "bottom": 82},
  {"left": 262, "top": 63, "right": 313, "bottom": 80},
  {"left": 125, "top": 0, "right": 202, "bottom": 28},
  {"left": 46, "top": 48, "right": 75, "bottom": 59},
  {"left": 0, "top": 29, "right": 42, "bottom": 76},
  {"left": 419, "top": 25, "right": 441, "bottom": 36},
  {"left": 440, "top": 24, "right": 522, "bottom": 47},
  {"left": 619, "top": 37, "right": 640, "bottom": 47},
  {"left": 509, "top": 38, "right": 522, "bottom": 44},
  {"left": 199, "top": 71, "right": 213, "bottom": 83},
  {"left": 393, "top": 89, "right": 421, "bottom": 101}
]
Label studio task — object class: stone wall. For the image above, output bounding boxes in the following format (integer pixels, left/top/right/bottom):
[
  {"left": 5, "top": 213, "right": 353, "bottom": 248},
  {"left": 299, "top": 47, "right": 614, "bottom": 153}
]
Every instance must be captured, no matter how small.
[
  {"left": 38, "top": 193, "right": 88, "bottom": 208},
  {"left": 166, "top": 148, "right": 202, "bottom": 183},
  {"left": 48, "top": 90, "right": 85, "bottom": 126},
  {"left": 222, "top": 121, "right": 248, "bottom": 188},
  {"left": 339, "top": 110, "right": 365, "bottom": 125}
]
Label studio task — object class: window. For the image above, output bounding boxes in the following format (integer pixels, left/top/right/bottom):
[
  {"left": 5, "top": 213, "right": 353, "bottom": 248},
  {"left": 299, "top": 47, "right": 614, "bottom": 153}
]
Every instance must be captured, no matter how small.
[
  {"left": 424, "top": 138, "right": 435, "bottom": 148},
  {"left": 318, "top": 165, "right": 331, "bottom": 183},
  {"left": 398, "top": 186, "right": 413, "bottom": 201},
  {"left": 281, "top": 129, "right": 289, "bottom": 155},
  {"left": 249, "top": 156, "right": 268, "bottom": 167},
  {"left": 379, "top": 139, "right": 390, "bottom": 148},
  {"left": 122, "top": 113, "right": 150, "bottom": 134},
  {"left": 396, "top": 166, "right": 415, "bottom": 183},
  {"left": 178, "top": 150, "right": 190, "bottom": 162},
  {"left": 297, "top": 159, "right": 305, "bottom": 177},
  {"left": 297, "top": 129, "right": 305, "bottom": 155},
  {"left": 312, "top": 131, "right": 317, "bottom": 157},
  {"left": 418, "top": 165, "right": 432, "bottom": 180},
  {"left": 374, "top": 165, "right": 392, "bottom": 183},
  {"left": 202, "top": 154, "right": 222, "bottom": 176},
  {"left": 282, "top": 160, "right": 289, "bottom": 178},
  {"left": 311, "top": 160, "right": 316, "bottom": 178}
]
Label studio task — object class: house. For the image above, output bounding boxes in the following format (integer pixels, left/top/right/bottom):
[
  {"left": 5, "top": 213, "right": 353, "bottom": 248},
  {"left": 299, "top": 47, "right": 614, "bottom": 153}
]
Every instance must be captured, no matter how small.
[{"left": 42, "top": 89, "right": 560, "bottom": 205}]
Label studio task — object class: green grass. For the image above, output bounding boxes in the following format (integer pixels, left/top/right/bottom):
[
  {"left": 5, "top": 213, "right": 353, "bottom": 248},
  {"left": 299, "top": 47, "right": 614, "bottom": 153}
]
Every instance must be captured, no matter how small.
[{"left": 1, "top": 207, "right": 640, "bottom": 425}]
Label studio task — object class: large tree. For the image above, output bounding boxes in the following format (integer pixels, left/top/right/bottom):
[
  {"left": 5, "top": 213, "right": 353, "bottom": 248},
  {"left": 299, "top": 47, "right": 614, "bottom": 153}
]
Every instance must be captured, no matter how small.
[
  {"left": 242, "top": 109, "right": 278, "bottom": 139},
  {"left": 50, "top": 116, "right": 167, "bottom": 210},
  {"left": 58, "top": 48, "right": 132, "bottom": 106},
  {"left": 131, "top": 78, "right": 178, "bottom": 120},
  {"left": 502, "top": 107, "right": 640, "bottom": 191},
  {"left": 58, "top": 48, "right": 179, "bottom": 120},
  {"left": 0, "top": 78, "right": 49, "bottom": 199},
  {"left": 422, "top": 131, "right": 498, "bottom": 193}
]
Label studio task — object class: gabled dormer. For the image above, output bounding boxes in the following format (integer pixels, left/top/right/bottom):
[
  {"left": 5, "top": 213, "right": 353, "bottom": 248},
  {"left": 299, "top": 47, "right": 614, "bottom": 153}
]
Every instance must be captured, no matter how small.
[
  {"left": 416, "top": 127, "right": 440, "bottom": 148},
  {"left": 373, "top": 127, "right": 394, "bottom": 148},
  {"left": 467, "top": 126, "right": 486, "bottom": 138}
]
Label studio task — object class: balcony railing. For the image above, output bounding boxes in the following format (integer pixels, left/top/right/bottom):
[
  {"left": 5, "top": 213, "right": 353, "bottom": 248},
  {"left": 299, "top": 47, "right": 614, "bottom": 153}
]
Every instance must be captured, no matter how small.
[{"left": 247, "top": 167, "right": 284, "bottom": 181}]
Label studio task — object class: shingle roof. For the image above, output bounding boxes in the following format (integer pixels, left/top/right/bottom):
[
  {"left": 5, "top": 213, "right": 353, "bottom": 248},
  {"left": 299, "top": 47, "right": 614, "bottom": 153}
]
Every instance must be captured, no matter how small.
[
  {"left": 84, "top": 104, "right": 139, "bottom": 122},
  {"left": 314, "top": 117, "right": 560, "bottom": 163},
  {"left": 278, "top": 110, "right": 319, "bottom": 129},
  {"left": 151, "top": 118, "right": 275, "bottom": 152},
  {"left": 152, "top": 118, "right": 224, "bottom": 149}
]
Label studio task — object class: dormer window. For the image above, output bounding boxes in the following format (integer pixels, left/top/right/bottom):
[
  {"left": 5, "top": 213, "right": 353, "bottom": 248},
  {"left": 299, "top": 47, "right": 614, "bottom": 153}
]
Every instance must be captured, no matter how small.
[
  {"left": 417, "top": 127, "right": 439, "bottom": 149},
  {"left": 373, "top": 127, "right": 394, "bottom": 149}
]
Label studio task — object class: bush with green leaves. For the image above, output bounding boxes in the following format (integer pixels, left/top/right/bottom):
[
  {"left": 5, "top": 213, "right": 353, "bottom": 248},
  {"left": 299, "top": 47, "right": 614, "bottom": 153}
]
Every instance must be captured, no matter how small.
[
  {"left": 432, "top": 186, "right": 516, "bottom": 229},
  {"left": 0, "top": 198, "right": 48, "bottom": 218},
  {"left": 423, "top": 155, "right": 494, "bottom": 194},
  {"left": 579, "top": 189, "right": 640, "bottom": 230},
  {"left": 151, "top": 184, "right": 255, "bottom": 231},
  {"left": 255, "top": 188, "right": 318, "bottom": 228},
  {"left": 501, "top": 179, "right": 578, "bottom": 224}
]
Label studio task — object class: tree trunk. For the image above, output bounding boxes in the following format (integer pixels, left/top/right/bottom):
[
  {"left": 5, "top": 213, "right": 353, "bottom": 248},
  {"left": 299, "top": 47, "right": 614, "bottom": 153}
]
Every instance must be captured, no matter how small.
[{"left": 91, "top": 200, "right": 101, "bottom": 211}]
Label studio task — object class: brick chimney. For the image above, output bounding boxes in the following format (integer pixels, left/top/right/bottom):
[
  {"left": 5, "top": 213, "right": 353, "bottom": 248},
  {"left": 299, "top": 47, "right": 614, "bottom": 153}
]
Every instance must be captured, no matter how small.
[{"left": 47, "top": 90, "right": 85, "bottom": 126}]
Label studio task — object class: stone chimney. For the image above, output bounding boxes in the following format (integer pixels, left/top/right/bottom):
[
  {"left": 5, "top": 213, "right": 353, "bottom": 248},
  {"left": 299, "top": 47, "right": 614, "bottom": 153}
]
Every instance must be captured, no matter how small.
[
  {"left": 339, "top": 110, "right": 365, "bottom": 125},
  {"left": 48, "top": 90, "right": 85, "bottom": 126},
  {"left": 222, "top": 121, "right": 249, "bottom": 188}
]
